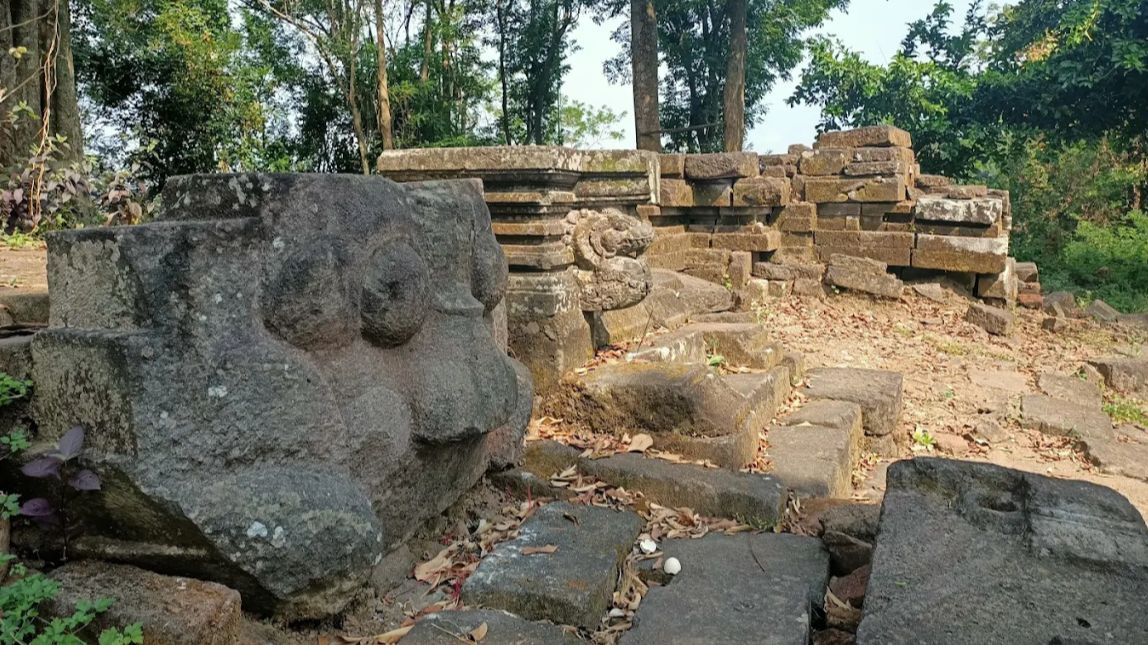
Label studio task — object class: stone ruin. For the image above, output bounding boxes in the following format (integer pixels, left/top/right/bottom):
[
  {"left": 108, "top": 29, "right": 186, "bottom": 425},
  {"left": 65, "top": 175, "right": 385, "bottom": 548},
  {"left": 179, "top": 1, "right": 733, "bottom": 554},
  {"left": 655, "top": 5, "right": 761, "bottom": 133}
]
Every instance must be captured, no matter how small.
[
  {"left": 26, "top": 174, "right": 533, "bottom": 618},
  {"left": 0, "top": 126, "right": 1143, "bottom": 642},
  {"left": 379, "top": 125, "right": 1022, "bottom": 391}
]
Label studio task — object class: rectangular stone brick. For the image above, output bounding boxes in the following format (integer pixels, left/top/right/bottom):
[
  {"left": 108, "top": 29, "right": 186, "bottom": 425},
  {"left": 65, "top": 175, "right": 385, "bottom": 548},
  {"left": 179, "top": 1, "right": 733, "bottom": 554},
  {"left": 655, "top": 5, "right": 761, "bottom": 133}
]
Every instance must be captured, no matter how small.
[
  {"left": 851, "top": 147, "right": 915, "bottom": 164},
  {"left": 818, "top": 203, "right": 861, "bottom": 217},
  {"left": 780, "top": 232, "right": 814, "bottom": 248},
  {"left": 728, "top": 251, "right": 752, "bottom": 288},
  {"left": 692, "top": 182, "right": 734, "bottom": 207},
  {"left": 733, "top": 176, "right": 791, "bottom": 207},
  {"left": 660, "top": 154, "right": 686, "bottom": 178},
  {"left": 799, "top": 148, "right": 851, "bottom": 176},
  {"left": 776, "top": 202, "right": 816, "bottom": 232},
  {"left": 916, "top": 174, "right": 952, "bottom": 188},
  {"left": 815, "top": 125, "right": 912, "bottom": 149},
  {"left": 817, "top": 246, "right": 911, "bottom": 266},
  {"left": 815, "top": 230, "right": 915, "bottom": 249},
  {"left": 685, "top": 153, "right": 759, "bottom": 180},
  {"left": 660, "top": 178, "right": 693, "bottom": 207},
  {"left": 842, "top": 161, "right": 910, "bottom": 177},
  {"left": 711, "top": 231, "right": 781, "bottom": 252},
  {"left": 912, "top": 234, "right": 1009, "bottom": 273},
  {"left": 804, "top": 177, "right": 906, "bottom": 203}
]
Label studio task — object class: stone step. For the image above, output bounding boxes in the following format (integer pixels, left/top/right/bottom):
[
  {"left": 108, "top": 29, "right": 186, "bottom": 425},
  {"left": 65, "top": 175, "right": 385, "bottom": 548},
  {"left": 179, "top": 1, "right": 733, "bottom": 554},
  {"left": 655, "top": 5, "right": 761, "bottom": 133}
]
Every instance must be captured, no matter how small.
[
  {"left": 590, "top": 270, "right": 734, "bottom": 347},
  {"left": 463, "top": 502, "right": 643, "bottom": 630},
  {"left": 620, "top": 533, "right": 829, "bottom": 644},
  {"left": 858, "top": 458, "right": 1148, "bottom": 644},
  {"left": 549, "top": 360, "right": 792, "bottom": 468},
  {"left": 403, "top": 609, "right": 582, "bottom": 644},
  {"left": 520, "top": 440, "right": 787, "bottom": 527},
  {"left": 627, "top": 322, "right": 785, "bottom": 371},
  {"left": 768, "top": 400, "right": 865, "bottom": 499},
  {"left": 804, "top": 367, "right": 904, "bottom": 456}
]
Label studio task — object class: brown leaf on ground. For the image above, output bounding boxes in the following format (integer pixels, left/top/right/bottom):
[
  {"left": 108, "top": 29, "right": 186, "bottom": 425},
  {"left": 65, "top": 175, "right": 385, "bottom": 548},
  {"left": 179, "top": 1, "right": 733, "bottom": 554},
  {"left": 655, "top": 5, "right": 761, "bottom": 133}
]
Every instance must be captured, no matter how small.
[
  {"left": 521, "top": 544, "right": 559, "bottom": 555},
  {"left": 468, "top": 622, "right": 488, "bottom": 642}
]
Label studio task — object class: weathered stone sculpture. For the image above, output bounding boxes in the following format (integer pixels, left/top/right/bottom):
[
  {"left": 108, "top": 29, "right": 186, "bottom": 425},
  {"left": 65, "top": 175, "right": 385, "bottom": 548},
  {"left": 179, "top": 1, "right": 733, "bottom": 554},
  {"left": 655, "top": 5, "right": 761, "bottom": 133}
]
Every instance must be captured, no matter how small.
[
  {"left": 567, "top": 208, "right": 654, "bottom": 312},
  {"left": 30, "top": 174, "right": 532, "bottom": 619}
]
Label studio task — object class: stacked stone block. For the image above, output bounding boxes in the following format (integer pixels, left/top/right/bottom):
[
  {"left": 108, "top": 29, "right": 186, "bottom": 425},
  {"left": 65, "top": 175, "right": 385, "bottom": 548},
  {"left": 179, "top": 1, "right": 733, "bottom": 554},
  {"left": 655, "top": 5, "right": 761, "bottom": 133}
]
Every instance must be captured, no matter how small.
[
  {"left": 651, "top": 151, "right": 790, "bottom": 291},
  {"left": 378, "top": 147, "right": 657, "bottom": 391}
]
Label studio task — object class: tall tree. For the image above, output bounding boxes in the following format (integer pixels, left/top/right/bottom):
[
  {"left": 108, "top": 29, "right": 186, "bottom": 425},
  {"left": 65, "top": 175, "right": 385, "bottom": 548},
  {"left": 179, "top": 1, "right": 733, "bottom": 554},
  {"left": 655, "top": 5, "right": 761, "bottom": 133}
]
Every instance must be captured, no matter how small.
[
  {"left": 1, "top": 0, "right": 84, "bottom": 170},
  {"left": 248, "top": 0, "right": 374, "bottom": 173},
  {"left": 491, "top": 0, "right": 582, "bottom": 145},
  {"left": 608, "top": 0, "right": 845, "bottom": 152},
  {"left": 630, "top": 0, "right": 660, "bottom": 151},
  {"left": 722, "top": 0, "right": 746, "bottom": 151},
  {"left": 373, "top": 0, "right": 394, "bottom": 150}
]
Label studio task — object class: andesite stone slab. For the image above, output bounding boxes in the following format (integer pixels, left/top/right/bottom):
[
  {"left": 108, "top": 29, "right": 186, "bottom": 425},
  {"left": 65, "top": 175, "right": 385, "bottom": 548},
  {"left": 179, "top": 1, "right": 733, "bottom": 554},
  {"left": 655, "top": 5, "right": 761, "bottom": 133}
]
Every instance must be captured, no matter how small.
[
  {"left": 857, "top": 458, "right": 1148, "bottom": 645},
  {"left": 1019, "top": 394, "right": 1113, "bottom": 443},
  {"left": 577, "top": 452, "right": 786, "bottom": 526},
  {"left": 403, "top": 609, "right": 582, "bottom": 644},
  {"left": 47, "top": 562, "right": 242, "bottom": 645},
  {"left": 463, "top": 502, "right": 643, "bottom": 630},
  {"left": 621, "top": 533, "right": 829, "bottom": 645},
  {"left": 1087, "top": 357, "right": 1148, "bottom": 398},
  {"left": 804, "top": 368, "right": 904, "bottom": 438},
  {"left": 1037, "top": 372, "right": 1102, "bottom": 407}
]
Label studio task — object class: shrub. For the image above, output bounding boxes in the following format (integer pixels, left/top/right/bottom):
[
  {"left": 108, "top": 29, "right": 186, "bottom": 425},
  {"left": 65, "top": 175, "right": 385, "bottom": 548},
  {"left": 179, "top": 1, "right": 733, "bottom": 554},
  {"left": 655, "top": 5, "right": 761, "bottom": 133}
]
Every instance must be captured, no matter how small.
[{"left": 1055, "top": 211, "right": 1148, "bottom": 312}]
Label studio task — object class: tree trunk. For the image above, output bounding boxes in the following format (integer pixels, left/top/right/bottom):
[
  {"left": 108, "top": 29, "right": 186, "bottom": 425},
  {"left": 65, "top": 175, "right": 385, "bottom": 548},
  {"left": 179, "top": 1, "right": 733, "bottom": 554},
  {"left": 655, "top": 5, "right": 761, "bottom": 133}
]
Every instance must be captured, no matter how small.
[
  {"left": 374, "top": 0, "right": 394, "bottom": 150},
  {"left": 630, "top": 0, "right": 660, "bottom": 152},
  {"left": 722, "top": 0, "right": 746, "bottom": 152},
  {"left": 496, "top": 0, "right": 512, "bottom": 144},
  {"left": 0, "top": 0, "right": 84, "bottom": 169},
  {"left": 420, "top": 0, "right": 432, "bottom": 83}
]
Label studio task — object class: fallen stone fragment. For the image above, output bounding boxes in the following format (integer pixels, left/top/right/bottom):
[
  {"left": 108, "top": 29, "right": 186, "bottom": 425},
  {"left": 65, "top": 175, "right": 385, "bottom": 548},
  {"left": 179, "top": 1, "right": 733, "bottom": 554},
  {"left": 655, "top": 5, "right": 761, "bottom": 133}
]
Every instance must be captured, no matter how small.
[
  {"left": 576, "top": 452, "right": 785, "bottom": 526},
  {"left": 1087, "top": 356, "right": 1148, "bottom": 397},
  {"left": 824, "top": 254, "right": 904, "bottom": 299},
  {"left": 972, "top": 417, "right": 1009, "bottom": 444},
  {"left": 403, "top": 609, "right": 582, "bottom": 644},
  {"left": 931, "top": 432, "right": 968, "bottom": 456},
  {"left": 965, "top": 302, "right": 1014, "bottom": 336},
  {"left": 804, "top": 368, "right": 904, "bottom": 441},
  {"left": 1085, "top": 298, "right": 1121, "bottom": 323},
  {"left": 1042, "top": 314, "right": 1069, "bottom": 332},
  {"left": 910, "top": 282, "right": 947, "bottom": 303},
  {"left": 47, "top": 562, "right": 242, "bottom": 645},
  {"left": 1017, "top": 292, "right": 1043, "bottom": 309},
  {"left": 1085, "top": 426, "right": 1148, "bottom": 483},
  {"left": 1037, "top": 372, "right": 1102, "bottom": 407},
  {"left": 1042, "top": 291, "right": 1078, "bottom": 315},
  {"left": 621, "top": 533, "right": 829, "bottom": 644},
  {"left": 1019, "top": 394, "right": 1113, "bottom": 443},
  {"left": 830, "top": 563, "right": 871, "bottom": 607},
  {"left": 818, "top": 502, "right": 879, "bottom": 575},
  {"left": 857, "top": 458, "right": 1148, "bottom": 644},
  {"left": 463, "top": 502, "right": 643, "bottom": 629}
]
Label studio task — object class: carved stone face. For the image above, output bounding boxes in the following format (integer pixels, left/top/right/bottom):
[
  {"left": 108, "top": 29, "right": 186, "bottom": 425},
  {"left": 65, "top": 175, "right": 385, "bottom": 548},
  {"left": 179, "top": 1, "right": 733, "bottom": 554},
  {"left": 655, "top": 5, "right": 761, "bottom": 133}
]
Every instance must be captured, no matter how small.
[{"left": 31, "top": 174, "right": 530, "bottom": 619}]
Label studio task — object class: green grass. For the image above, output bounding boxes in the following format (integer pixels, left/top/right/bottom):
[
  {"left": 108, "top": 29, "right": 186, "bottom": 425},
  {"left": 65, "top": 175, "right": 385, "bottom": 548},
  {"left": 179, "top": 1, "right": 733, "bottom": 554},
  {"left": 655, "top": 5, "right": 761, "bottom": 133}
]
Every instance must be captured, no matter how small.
[{"left": 1104, "top": 395, "right": 1148, "bottom": 426}]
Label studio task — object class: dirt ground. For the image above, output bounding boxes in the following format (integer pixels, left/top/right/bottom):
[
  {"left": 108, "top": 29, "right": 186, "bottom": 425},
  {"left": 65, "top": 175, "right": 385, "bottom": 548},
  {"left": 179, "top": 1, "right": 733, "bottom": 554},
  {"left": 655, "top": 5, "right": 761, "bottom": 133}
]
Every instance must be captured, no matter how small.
[
  {"left": 0, "top": 244, "right": 48, "bottom": 292},
  {"left": 759, "top": 283, "right": 1148, "bottom": 514}
]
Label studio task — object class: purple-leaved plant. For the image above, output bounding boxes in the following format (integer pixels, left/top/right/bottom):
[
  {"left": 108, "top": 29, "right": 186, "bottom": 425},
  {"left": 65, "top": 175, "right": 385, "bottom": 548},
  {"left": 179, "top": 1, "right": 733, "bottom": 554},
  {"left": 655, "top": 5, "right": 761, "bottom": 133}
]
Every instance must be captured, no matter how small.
[{"left": 18, "top": 426, "right": 101, "bottom": 559}]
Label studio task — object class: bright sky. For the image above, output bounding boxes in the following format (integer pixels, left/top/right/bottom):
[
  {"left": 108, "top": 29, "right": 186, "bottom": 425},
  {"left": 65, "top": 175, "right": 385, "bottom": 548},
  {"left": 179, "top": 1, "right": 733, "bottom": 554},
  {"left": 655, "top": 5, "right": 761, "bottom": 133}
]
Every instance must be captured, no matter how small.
[{"left": 562, "top": 0, "right": 987, "bottom": 152}]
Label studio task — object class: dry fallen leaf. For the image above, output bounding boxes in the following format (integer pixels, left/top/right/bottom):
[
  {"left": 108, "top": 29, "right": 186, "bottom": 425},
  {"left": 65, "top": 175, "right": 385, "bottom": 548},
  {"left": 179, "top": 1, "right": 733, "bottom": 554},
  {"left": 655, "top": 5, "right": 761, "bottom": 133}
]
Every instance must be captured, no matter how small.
[
  {"left": 628, "top": 433, "right": 654, "bottom": 453},
  {"left": 413, "top": 546, "right": 454, "bottom": 583},
  {"left": 338, "top": 624, "right": 412, "bottom": 645},
  {"left": 468, "top": 622, "right": 489, "bottom": 642},
  {"left": 521, "top": 544, "right": 559, "bottom": 555}
]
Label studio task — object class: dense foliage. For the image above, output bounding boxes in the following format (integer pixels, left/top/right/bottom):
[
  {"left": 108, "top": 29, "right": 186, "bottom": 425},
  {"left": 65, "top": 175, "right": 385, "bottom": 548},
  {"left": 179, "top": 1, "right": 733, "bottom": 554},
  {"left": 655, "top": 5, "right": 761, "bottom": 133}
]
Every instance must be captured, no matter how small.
[{"left": 791, "top": 0, "right": 1148, "bottom": 311}]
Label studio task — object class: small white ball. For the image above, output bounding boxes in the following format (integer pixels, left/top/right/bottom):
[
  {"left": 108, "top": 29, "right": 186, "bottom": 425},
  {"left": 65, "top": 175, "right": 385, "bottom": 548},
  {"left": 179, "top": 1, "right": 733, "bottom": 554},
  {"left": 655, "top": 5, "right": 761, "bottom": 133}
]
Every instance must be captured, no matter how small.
[
  {"left": 639, "top": 538, "right": 658, "bottom": 555},
  {"left": 663, "top": 557, "right": 682, "bottom": 576}
]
